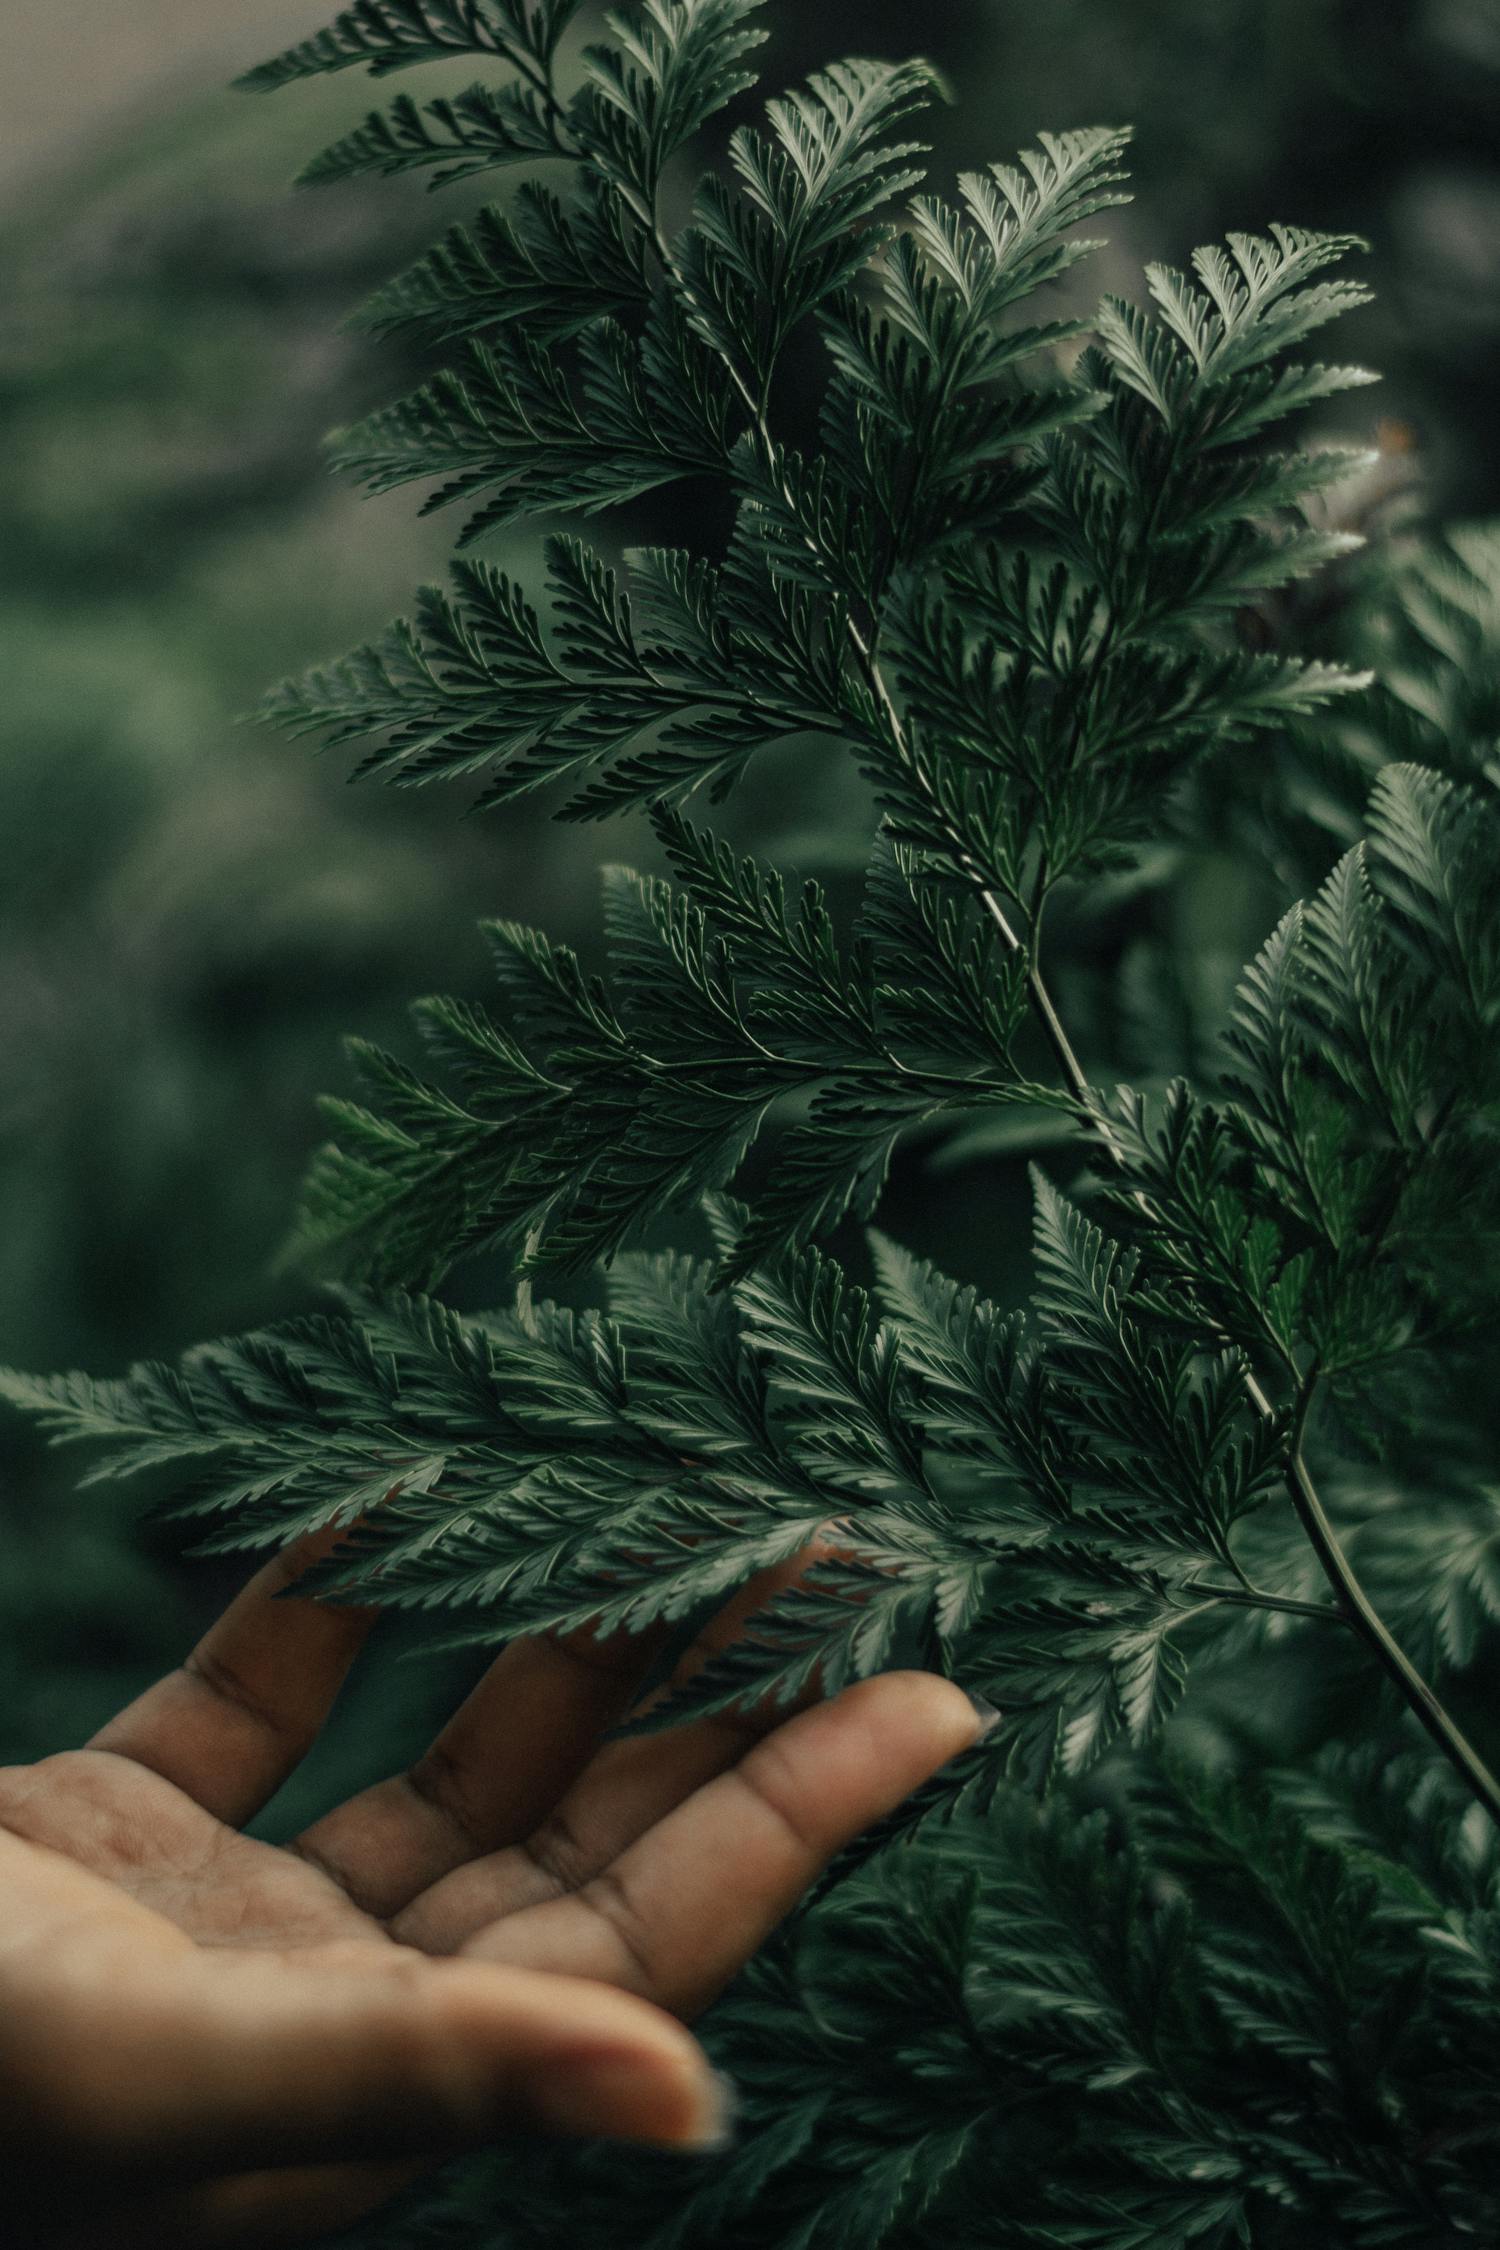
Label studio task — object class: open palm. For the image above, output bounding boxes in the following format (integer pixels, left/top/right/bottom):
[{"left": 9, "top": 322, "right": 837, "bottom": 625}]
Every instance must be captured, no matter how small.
[{"left": 0, "top": 1530, "right": 983, "bottom": 2249}]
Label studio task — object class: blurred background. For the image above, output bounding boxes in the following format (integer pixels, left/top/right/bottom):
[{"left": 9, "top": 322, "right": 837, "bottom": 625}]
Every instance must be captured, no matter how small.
[{"left": 1, "top": 0, "right": 1497, "bottom": 1801}]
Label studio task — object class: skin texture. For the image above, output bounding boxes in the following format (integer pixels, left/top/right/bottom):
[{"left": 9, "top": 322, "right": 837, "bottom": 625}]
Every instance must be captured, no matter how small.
[{"left": 0, "top": 1527, "right": 985, "bottom": 2247}]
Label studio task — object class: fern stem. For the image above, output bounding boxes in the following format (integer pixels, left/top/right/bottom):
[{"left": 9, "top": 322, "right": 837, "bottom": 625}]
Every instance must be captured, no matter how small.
[
  {"left": 1282, "top": 1378, "right": 1500, "bottom": 1825},
  {"left": 1027, "top": 935, "right": 1500, "bottom": 1818},
  {"left": 1181, "top": 1577, "right": 1344, "bottom": 1625},
  {"left": 498, "top": 26, "right": 574, "bottom": 144},
  {"left": 1005, "top": 942, "right": 1105, "bottom": 1112}
]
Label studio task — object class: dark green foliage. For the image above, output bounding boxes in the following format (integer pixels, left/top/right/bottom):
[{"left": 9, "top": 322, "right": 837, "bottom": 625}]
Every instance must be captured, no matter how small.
[
  {"left": 318, "top": 1752, "right": 1500, "bottom": 2248},
  {"left": 248, "top": 31, "right": 1386, "bottom": 1301},
  {"left": 10, "top": 4, "right": 1500, "bottom": 2244}
]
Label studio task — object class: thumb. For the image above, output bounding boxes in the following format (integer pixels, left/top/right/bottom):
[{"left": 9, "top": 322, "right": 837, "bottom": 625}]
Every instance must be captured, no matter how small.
[{"left": 36, "top": 1941, "right": 730, "bottom": 2182}]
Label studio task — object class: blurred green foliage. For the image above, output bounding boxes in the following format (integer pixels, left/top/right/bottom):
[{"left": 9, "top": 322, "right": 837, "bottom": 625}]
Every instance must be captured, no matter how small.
[{"left": 0, "top": 66, "right": 532, "bottom": 1757}]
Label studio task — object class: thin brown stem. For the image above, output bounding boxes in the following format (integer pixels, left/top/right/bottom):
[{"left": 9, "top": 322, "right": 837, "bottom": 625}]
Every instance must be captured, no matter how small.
[{"left": 1283, "top": 1378, "right": 1500, "bottom": 1825}]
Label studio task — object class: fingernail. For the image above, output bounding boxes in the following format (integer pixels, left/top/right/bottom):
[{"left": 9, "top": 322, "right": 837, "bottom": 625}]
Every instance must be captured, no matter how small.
[
  {"left": 963, "top": 1690, "right": 1002, "bottom": 1739},
  {"left": 696, "top": 2069, "right": 740, "bottom": 2153},
  {"left": 664, "top": 2063, "right": 737, "bottom": 2153}
]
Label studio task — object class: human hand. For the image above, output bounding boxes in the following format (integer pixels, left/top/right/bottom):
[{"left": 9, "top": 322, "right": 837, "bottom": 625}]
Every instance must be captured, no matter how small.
[{"left": 0, "top": 1530, "right": 986, "bottom": 2247}]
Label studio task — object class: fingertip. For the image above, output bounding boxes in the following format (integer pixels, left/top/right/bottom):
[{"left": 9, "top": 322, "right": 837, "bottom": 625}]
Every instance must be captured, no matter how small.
[
  {"left": 828, "top": 1669, "right": 998, "bottom": 1760},
  {"left": 531, "top": 2035, "right": 732, "bottom": 2150},
  {"left": 429, "top": 1960, "right": 725, "bottom": 2150}
]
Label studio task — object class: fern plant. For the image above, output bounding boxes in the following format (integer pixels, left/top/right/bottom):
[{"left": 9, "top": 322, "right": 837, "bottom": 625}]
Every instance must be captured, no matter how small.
[{"left": 7, "top": 3, "right": 1500, "bottom": 2241}]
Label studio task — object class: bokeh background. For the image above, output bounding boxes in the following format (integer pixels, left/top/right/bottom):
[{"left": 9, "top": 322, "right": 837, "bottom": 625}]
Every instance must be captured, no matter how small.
[{"left": 2, "top": 0, "right": 1498, "bottom": 1812}]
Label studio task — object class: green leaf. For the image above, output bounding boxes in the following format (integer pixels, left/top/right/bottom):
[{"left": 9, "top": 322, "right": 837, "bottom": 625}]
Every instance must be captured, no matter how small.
[
  {"left": 357, "top": 179, "right": 653, "bottom": 340},
  {"left": 582, "top": 0, "right": 770, "bottom": 205},
  {"left": 328, "top": 301, "right": 734, "bottom": 543},
  {"left": 237, "top": 0, "right": 580, "bottom": 91},
  {"left": 298, "top": 79, "right": 562, "bottom": 185}
]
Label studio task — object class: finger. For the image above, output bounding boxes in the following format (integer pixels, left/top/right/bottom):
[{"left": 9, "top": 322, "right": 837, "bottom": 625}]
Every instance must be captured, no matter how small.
[
  {"left": 27, "top": 1938, "right": 730, "bottom": 2188},
  {"left": 292, "top": 1547, "right": 821, "bottom": 1922},
  {"left": 287, "top": 1618, "right": 663, "bottom": 1919},
  {"left": 88, "top": 1524, "right": 379, "bottom": 1827},
  {"left": 465, "top": 1671, "right": 987, "bottom": 2017},
  {"left": 395, "top": 1552, "right": 825, "bottom": 1953}
]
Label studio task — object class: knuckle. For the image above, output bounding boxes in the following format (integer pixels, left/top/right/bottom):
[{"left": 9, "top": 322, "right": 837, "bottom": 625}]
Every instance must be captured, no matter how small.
[
  {"left": 519, "top": 1807, "right": 595, "bottom": 1899},
  {"left": 0, "top": 1762, "right": 39, "bottom": 1825},
  {"left": 579, "top": 1864, "right": 658, "bottom": 1989},
  {"left": 405, "top": 1739, "right": 487, "bottom": 1853},
  {"left": 739, "top": 1738, "right": 820, "bottom": 1855},
  {"left": 182, "top": 1646, "right": 300, "bottom": 1748}
]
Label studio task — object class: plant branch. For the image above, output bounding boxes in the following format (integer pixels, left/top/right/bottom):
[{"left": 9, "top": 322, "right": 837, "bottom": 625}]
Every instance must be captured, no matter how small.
[
  {"left": 497, "top": 27, "right": 575, "bottom": 143},
  {"left": 1282, "top": 1376, "right": 1500, "bottom": 1825},
  {"left": 1182, "top": 1576, "right": 1345, "bottom": 1625}
]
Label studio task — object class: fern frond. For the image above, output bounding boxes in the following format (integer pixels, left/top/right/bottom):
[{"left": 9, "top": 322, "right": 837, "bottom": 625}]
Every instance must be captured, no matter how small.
[
  {"left": 299, "top": 79, "right": 563, "bottom": 184},
  {"left": 236, "top": 0, "right": 577, "bottom": 91}
]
